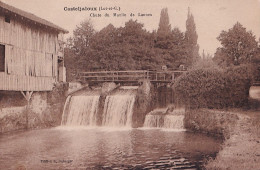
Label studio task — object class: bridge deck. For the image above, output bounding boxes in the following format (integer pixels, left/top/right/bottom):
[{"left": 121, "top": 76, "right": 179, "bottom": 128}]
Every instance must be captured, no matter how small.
[{"left": 78, "top": 70, "right": 186, "bottom": 83}]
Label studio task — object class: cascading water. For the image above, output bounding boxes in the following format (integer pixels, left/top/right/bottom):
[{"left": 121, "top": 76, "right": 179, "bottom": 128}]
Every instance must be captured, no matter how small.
[
  {"left": 143, "top": 109, "right": 185, "bottom": 129},
  {"left": 61, "top": 88, "right": 137, "bottom": 127},
  {"left": 61, "top": 95, "right": 100, "bottom": 126},
  {"left": 102, "top": 90, "right": 136, "bottom": 127},
  {"left": 143, "top": 115, "right": 164, "bottom": 128},
  {"left": 61, "top": 95, "right": 72, "bottom": 125}
]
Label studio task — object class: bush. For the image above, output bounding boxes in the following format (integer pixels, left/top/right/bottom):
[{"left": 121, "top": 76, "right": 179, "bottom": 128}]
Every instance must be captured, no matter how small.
[
  {"left": 173, "top": 63, "right": 256, "bottom": 109},
  {"left": 224, "top": 64, "right": 255, "bottom": 108}
]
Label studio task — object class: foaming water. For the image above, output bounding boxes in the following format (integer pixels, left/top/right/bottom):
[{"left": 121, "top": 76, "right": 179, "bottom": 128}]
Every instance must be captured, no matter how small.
[
  {"left": 55, "top": 126, "right": 98, "bottom": 131},
  {"left": 61, "top": 89, "right": 137, "bottom": 128},
  {"left": 144, "top": 113, "right": 185, "bottom": 129},
  {"left": 139, "top": 127, "right": 186, "bottom": 132},
  {"left": 102, "top": 90, "right": 136, "bottom": 127},
  {"left": 61, "top": 95, "right": 100, "bottom": 126},
  {"left": 55, "top": 126, "right": 133, "bottom": 132}
]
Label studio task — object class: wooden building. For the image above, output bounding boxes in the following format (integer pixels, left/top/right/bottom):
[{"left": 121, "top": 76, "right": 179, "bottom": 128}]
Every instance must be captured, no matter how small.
[{"left": 0, "top": 1, "right": 68, "bottom": 94}]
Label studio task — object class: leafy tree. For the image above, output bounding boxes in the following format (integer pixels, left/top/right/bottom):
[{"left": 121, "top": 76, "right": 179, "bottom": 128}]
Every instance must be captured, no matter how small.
[
  {"left": 185, "top": 8, "right": 199, "bottom": 66},
  {"left": 170, "top": 28, "right": 187, "bottom": 68},
  {"left": 69, "top": 19, "right": 95, "bottom": 55},
  {"left": 84, "top": 20, "right": 155, "bottom": 70},
  {"left": 214, "top": 22, "right": 258, "bottom": 66},
  {"left": 64, "top": 47, "right": 77, "bottom": 82},
  {"left": 157, "top": 8, "right": 171, "bottom": 36},
  {"left": 65, "top": 8, "right": 200, "bottom": 75}
]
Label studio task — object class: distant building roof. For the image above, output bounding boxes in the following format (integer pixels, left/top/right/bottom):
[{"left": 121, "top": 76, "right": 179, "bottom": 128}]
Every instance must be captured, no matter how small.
[{"left": 0, "top": 1, "right": 68, "bottom": 33}]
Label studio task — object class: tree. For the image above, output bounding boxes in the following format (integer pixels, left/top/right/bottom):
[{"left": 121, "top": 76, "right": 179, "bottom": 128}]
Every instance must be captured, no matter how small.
[
  {"left": 86, "top": 20, "right": 154, "bottom": 70},
  {"left": 65, "top": 8, "right": 200, "bottom": 75},
  {"left": 157, "top": 8, "right": 171, "bottom": 36},
  {"left": 185, "top": 7, "right": 199, "bottom": 66},
  {"left": 64, "top": 47, "right": 77, "bottom": 81},
  {"left": 214, "top": 22, "right": 258, "bottom": 66},
  {"left": 69, "top": 19, "right": 95, "bottom": 55},
  {"left": 65, "top": 19, "right": 96, "bottom": 78},
  {"left": 169, "top": 27, "right": 187, "bottom": 68}
]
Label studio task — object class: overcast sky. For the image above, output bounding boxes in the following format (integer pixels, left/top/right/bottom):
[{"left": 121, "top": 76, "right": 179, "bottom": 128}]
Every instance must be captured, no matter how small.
[{"left": 2, "top": 0, "right": 260, "bottom": 55}]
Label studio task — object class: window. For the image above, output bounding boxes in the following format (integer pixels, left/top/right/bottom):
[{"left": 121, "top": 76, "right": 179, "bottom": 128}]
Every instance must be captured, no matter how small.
[
  {"left": 0, "top": 44, "right": 5, "bottom": 72},
  {"left": 5, "top": 16, "right": 10, "bottom": 23}
]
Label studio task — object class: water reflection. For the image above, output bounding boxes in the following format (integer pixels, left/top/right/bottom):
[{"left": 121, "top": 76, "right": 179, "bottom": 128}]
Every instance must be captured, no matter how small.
[{"left": 0, "top": 128, "right": 221, "bottom": 169}]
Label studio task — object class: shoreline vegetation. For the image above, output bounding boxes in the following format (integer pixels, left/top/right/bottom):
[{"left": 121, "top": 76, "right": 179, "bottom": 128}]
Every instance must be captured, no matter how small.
[
  {"left": 205, "top": 110, "right": 260, "bottom": 170},
  {"left": 182, "top": 108, "right": 260, "bottom": 169}
]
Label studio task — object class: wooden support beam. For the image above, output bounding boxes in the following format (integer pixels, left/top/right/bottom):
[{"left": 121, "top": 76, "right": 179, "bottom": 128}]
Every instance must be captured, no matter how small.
[
  {"left": 20, "top": 91, "right": 33, "bottom": 130},
  {"left": 20, "top": 91, "right": 33, "bottom": 102}
]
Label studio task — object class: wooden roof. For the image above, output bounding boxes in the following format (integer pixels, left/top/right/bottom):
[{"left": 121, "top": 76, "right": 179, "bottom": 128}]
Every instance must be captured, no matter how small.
[{"left": 0, "top": 1, "right": 68, "bottom": 33}]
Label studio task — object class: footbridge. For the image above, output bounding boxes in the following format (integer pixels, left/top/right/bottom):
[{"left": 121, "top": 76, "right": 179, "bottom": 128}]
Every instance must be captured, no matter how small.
[{"left": 78, "top": 70, "right": 186, "bottom": 84}]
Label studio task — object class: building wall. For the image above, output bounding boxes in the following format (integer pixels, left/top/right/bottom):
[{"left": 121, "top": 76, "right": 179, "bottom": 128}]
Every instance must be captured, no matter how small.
[{"left": 0, "top": 14, "right": 60, "bottom": 79}]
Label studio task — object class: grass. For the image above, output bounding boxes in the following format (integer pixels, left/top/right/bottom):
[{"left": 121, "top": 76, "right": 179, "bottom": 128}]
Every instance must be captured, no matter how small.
[{"left": 205, "top": 110, "right": 260, "bottom": 170}]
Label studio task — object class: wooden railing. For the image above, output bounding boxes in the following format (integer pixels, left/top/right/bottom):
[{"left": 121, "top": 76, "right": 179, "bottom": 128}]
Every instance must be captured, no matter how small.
[
  {"left": 0, "top": 72, "right": 54, "bottom": 91},
  {"left": 78, "top": 70, "right": 186, "bottom": 83},
  {"left": 252, "top": 81, "right": 260, "bottom": 86}
]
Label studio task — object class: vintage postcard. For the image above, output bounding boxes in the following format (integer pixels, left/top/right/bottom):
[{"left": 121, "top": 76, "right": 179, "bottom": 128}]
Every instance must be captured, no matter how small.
[{"left": 0, "top": 0, "right": 259, "bottom": 169}]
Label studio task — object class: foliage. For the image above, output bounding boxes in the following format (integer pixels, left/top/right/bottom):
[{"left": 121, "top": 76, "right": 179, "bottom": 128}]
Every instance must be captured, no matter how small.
[
  {"left": 184, "top": 8, "right": 200, "bottom": 65},
  {"left": 214, "top": 22, "right": 258, "bottom": 66},
  {"left": 157, "top": 8, "right": 171, "bottom": 36},
  {"left": 64, "top": 48, "right": 77, "bottom": 82},
  {"left": 174, "top": 66, "right": 227, "bottom": 109},
  {"left": 154, "top": 27, "right": 188, "bottom": 69},
  {"left": 68, "top": 19, "right": 95, "bottom": 55},
  {"left": 65, "top": 8, "right": 200, "bottom": 77},
  {"left": 173, "top": 60, "right": 255, "bottom": 109}
]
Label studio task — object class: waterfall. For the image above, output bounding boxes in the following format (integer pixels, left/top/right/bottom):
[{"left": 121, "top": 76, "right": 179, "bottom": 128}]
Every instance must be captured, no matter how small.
[
  {"left": 61, "top": 95, "right": 100, "bottom": 126},
  {"left": 61, "top": 95, "right": 72, "bottom": 125},
  {"left": 102, "top": 90, "right": 136, "bottom": 127},
  {"left": 61, "top": 88, "right": 137, "bottom": 127},
  {"left": 143, "top": 115, "right": 164, "bottom": 128},
  {"left": 144, "top": 108, "right": 185, "bottom": 129}
]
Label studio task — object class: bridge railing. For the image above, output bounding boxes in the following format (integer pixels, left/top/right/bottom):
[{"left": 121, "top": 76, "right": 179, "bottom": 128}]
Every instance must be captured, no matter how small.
[{"left": 78, "top": 70, "right": 186, "bottom": 83}]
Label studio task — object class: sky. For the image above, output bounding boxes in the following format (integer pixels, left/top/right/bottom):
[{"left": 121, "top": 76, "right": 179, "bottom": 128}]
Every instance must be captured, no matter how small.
[{"left": 2, "top": 0, "right": 260, "bottom": 55}]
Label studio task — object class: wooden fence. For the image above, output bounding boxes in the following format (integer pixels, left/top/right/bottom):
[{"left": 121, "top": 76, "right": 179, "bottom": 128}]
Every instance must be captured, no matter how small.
[
  {"left": 78, "top": 70, "right": 186, "bottom": 83},
  {"left": 0, "top": 72, "right": 54, "bottom": 91}
]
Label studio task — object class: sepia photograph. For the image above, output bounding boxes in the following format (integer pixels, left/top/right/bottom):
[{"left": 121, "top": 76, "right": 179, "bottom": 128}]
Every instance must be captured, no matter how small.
[{"left": 0, "top": 0, "right": 259, "bottom": 169}]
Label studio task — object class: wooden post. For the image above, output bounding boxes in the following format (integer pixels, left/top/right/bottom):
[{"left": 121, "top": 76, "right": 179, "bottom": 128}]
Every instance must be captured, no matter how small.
[
  {"left": 112, "top": 72, "right": 114, "bottom": 81},
  {"left": 21, "top": 91, "right": 33, "bottom": 129},
  {"left": 172, "top": 72, "right": 175, "bottom": 81}
]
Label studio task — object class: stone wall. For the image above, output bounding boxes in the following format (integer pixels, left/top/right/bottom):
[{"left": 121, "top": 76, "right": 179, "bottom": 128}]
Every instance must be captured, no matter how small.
[
  {"left": 132, "top": 80, "right": 156, "bottom": 128},
  {"left": 0, "top": 83, "right": 68, "bottom": 134},
  {"left": 0, "top": 106, "right": 26, "bottom": 133}
]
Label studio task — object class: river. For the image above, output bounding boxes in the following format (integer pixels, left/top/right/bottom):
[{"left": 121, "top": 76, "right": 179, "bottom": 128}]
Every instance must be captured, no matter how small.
[{"left": 0, "top": 127, "right": 221, "bottom": 170}]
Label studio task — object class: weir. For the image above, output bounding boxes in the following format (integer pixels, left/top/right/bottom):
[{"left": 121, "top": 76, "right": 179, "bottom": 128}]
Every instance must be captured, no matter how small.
[
  {"left": 143, "top": 108, "right": 185, "bottom": 129},
  {"left": 61, "top": 95, "right": 100, "bottom": 126},
  {"left": 61, "top": 84, "right": 184, "bottom": 129},
  {"left": 102, "top": 90, "right": 136, "bottom": 127},
  {"left": 144, "top": 115, "right": 184, "bottom": 129},
  {"left": 61, "top": 89, "right": 137, "bottom": 127}
]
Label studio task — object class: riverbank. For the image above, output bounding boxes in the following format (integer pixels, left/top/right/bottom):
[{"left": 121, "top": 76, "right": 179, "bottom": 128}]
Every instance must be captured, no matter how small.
[
  {"left": 205, "top": 110, "right": 260, "bottom": 170},
  {"left": 184, "top": 109, "right": 239, "bottom": 139}
]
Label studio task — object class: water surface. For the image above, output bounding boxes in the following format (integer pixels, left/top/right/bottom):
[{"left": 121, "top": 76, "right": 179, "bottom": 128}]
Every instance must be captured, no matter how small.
[{"left": 0, "top": 128, "right": 221, "bottom": 169}]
